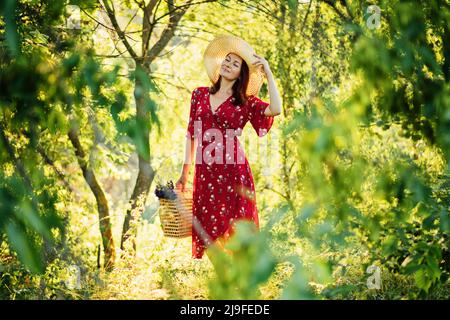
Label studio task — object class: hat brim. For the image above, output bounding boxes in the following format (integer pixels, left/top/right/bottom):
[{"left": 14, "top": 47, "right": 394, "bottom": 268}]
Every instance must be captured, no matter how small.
[{"left": 203, "top": 35, "right": 265, "bottom": 97}]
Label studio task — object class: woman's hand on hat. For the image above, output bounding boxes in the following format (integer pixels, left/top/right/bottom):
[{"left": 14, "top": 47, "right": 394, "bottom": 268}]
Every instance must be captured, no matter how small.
[{"left": 252, "top": 53, "right": 270, "bottom": 76}]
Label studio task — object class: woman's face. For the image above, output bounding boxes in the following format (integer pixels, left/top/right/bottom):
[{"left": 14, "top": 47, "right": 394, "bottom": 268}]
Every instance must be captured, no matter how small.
[{"left": 219, "top": 52, "right": 243, "bottom": 81}]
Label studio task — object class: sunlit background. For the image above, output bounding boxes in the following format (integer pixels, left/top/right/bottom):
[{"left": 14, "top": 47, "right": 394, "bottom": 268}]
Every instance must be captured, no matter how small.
[{"left": 0, "top": 0, "right": 449, "bottom": 299}]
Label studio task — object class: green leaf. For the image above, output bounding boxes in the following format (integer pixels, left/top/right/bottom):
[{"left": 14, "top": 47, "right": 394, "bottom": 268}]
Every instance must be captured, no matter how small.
[
  {"left": 16, "top": 199, "right": 52, "bottom": 240},
  {"left": 264, "top": 202, "right": 290, "bottom": 230},
  {"left": 5, "top": 221, "right": 44, "bottom": 274},
  {"left": 287, "top": 0, "right": 299, "bottom": 12},
  {"left": 381, "top": 235, "right": 398, "bottom": 256},
  {"left": 414, "top": 268, "right": 431, "bottom": 293},
  {"left": 296, "top": 203, "right": 316, "bottom": 224},
  {"left": 281, "top": 258, "right": 316, "bottom": 300},
  {"left": 0, "top": 0, "right": 20, "bottom": 56},
  {"left": 439, "top": 208, "right": 450, "bottom": 234}
]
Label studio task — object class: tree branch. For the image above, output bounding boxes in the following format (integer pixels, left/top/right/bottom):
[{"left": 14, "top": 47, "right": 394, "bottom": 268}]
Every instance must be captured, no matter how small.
[
  {"left": 143, "top": 0, "right": 193, "bottom": 68},
  {"left": 141, "top": 0, "right": 160, "bottom": 57},
  {"left": 266, "top": 186, "right": 294, "bottom": 209},
  {"left": 321, "top": 0, "right": 352, "bottom": 23},
  {"left": 81, "top": 7, "right": 138, "bottom": 44},
  {"left": 36, "top": 144, "right": 77, "bottom": 195},
  {"left": 100, "top": 0, "right": 139, "bottom": 61},
  {"left": 154, "top": 0, "right": 216, "bottom": 23},
  {"left": 340, "top": 0, "right": 354, "bottom": 20},
  {"left": 0, "top": 121, "right": 35, "bottom": 198},
  {"left": 220, "top": 0, "right": 282, "bottom": 24}
]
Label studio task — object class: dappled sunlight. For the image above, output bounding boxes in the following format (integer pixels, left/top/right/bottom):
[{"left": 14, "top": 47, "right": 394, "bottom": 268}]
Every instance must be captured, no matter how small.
[{"left": 0, "top": 0, "right": 449, "bottom": 301}]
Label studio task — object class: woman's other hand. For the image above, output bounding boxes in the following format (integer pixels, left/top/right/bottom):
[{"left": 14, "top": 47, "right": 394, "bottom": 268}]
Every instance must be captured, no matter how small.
[{"left": 175, "top": 174, "right": 188, "bottom": 192}]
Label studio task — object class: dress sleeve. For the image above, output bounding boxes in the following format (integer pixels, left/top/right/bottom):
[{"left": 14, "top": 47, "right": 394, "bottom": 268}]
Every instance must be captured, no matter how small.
[
  {"left": 247, "top": 95, "right": 275, "bottom": 137},
  {"left": 186, "top": 87, "right": 200, "bottom": 139}
]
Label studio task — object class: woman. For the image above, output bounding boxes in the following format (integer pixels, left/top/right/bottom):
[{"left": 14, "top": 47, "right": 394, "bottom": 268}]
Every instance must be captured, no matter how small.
[{"left": 176, "top": 35, "right": 282, "bottom": 259}]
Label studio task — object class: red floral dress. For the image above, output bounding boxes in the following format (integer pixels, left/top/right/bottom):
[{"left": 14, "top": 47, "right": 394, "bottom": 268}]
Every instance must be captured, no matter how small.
[{"left": 185, "top": 86, "right": 275, "bottom": 259}]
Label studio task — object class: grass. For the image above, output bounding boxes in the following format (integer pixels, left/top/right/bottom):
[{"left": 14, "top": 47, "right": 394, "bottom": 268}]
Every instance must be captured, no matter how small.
[
  {"left": 87, "top": 218, "right": 449, "bottom": 300},
  {"left": 1, "top": 213, "right": 448, "bottom": 300}
]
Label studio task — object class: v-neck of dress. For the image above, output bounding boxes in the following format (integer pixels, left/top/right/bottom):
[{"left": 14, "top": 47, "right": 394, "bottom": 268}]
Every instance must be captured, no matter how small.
[{"left": 208, "top": 91, "right": 232, "bottom": 115}]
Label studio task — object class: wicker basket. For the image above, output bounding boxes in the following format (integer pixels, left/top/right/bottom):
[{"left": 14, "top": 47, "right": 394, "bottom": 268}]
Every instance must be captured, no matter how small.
[{"left": 158, "top": 187, "right": 193, "bottom": 238}]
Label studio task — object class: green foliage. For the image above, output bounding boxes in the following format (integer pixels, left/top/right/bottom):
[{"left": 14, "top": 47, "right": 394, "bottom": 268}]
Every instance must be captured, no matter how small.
[
  {"left": 350, "top": 0, "right": 450, "bottom": 162},
  {"left": 0, "top": 0, "right": 449, "bottom": 300},
  {"left": 205, "top": 0, "right": 449, "bottom": 300},
  {"left": 207, "top": 221, "right": 277, "bottom": 299},
  {"left": 110, "top": 66, "right": 160, "bottom": 161},
  {"left": 0, "top": 0, "right": 126, "bottom": 279}
]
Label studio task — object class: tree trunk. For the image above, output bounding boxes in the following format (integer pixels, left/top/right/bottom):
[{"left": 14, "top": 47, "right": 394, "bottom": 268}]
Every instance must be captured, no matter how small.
[
  {"left": 100, "top": 0, "right": 195, "bottom": 256},
  {"left": 120, "top": 64, "right": 156, "bottom": 254},
  {"left": 68, "top": 125, "right": 115, "bottom": 271}
]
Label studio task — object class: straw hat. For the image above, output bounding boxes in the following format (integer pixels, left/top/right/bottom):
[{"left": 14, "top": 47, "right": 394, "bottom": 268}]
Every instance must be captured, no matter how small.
[{"left": 203, "top": 34, "right": 265, "bottom": 97}]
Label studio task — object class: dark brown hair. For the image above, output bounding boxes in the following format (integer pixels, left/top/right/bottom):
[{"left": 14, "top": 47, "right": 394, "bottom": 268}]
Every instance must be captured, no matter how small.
[{"left": 208, "top": 55, "right": 250, "bottom": 106}]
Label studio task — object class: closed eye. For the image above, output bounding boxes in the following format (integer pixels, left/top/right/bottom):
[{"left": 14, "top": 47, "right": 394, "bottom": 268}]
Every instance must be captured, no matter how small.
[{"left": 226, "top": 56, "right": 240, "bottom": 67}]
